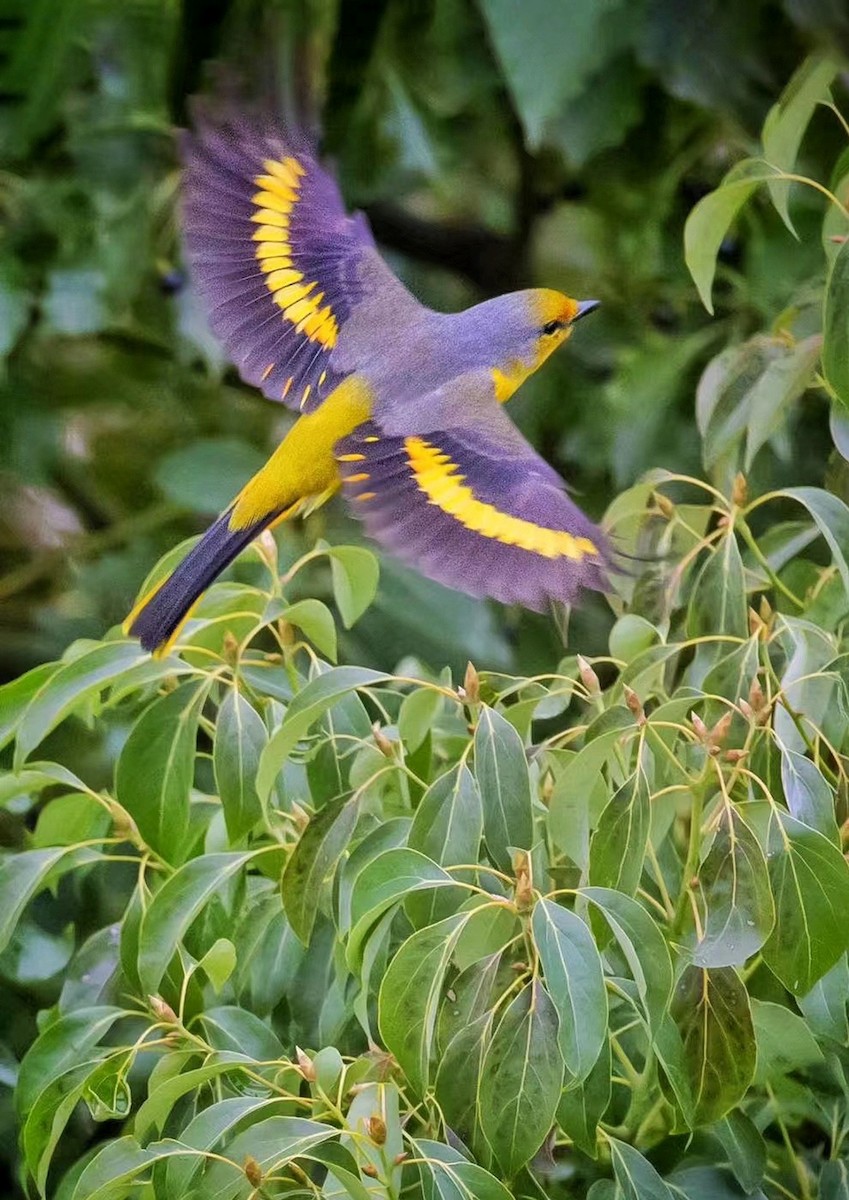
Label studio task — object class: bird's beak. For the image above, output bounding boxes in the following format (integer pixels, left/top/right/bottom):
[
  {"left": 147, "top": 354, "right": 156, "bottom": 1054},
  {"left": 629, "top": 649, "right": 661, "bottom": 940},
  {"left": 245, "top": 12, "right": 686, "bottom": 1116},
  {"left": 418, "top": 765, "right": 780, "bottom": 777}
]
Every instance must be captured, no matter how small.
[{"left": 573, "top": 299, "right": 600, "bottom": 322}]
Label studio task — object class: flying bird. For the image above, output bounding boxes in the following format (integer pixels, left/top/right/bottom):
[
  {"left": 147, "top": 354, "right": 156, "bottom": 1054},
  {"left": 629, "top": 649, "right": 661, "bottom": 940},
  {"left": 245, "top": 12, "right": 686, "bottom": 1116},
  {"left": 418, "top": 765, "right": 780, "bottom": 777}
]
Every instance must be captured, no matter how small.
[{"left": 125, "top": 107, "right": 610, "bottom": 654}]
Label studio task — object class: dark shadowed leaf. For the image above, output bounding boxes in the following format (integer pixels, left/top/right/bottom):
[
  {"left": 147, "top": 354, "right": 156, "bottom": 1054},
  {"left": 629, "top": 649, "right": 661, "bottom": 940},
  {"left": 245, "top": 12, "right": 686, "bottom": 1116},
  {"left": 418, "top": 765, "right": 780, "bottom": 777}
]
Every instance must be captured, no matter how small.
[
  {"left": 555, "top": 1038, "right": 611, "bottom": 1157},
  {"left": 282, "top": 795, "right": 360, "bottom": 944},
  {"left": 671, "top": 965, "right": 755, "bottom": 1125}
]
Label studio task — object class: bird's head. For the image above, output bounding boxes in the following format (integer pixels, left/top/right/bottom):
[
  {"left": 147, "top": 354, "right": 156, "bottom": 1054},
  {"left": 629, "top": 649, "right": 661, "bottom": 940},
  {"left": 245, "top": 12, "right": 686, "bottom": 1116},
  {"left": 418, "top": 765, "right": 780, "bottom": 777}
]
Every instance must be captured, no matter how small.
[{"left": 530, "top": 289, "right": 599, "bottom": 367}]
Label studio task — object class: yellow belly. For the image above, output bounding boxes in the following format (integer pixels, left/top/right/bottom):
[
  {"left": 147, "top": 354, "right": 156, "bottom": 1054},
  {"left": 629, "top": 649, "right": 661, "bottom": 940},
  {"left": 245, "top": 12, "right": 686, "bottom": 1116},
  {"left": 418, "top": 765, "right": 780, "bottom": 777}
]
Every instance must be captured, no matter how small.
[{"left": 229, "top": 375, "right": 373, "bottom": 530}]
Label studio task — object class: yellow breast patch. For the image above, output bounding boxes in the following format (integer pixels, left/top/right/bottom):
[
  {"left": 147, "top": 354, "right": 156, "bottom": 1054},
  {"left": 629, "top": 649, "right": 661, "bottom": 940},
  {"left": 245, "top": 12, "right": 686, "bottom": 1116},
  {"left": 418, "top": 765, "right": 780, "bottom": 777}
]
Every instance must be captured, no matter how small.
[
  {"left": 251, "top": 156, "right": 340, "bottom": 359},
  {"left": 404, "top": 437, "right": 598, "bottom": 560}
]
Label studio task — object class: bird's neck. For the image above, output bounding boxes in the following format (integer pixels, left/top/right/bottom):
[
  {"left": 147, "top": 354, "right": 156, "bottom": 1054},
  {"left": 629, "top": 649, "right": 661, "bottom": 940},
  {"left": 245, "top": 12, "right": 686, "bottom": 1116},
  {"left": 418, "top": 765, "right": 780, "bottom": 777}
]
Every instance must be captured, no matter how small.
[{"left": 491, "top": 358, "right": 534, "bottom": 403}]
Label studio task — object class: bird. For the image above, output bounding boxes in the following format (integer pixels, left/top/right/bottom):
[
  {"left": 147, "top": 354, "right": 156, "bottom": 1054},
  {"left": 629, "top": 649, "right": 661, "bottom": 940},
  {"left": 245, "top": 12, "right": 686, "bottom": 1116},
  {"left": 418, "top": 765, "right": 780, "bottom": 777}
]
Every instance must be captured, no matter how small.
[{"left": 124, "top": 105, "right": 610, "bottom": 655}]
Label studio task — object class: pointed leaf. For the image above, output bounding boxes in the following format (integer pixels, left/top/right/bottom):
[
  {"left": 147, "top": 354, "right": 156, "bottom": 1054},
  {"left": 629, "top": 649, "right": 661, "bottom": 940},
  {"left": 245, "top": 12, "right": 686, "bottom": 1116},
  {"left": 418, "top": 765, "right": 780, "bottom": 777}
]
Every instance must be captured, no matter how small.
[
  {"left": 257, "top": 667, "right": 393, "bottom": 800},
  {"left": 761, "top": 809, "right": 849, "bottom": 994},
  {"left": 532, "top": 899, "right": 607, "bottom": 1081},
  {"left": 588, "top": 769, "right": 650, "bottom": 896},
  {"left": 687, "top": 805, "right": 774, "bottom": 968},
  {"left": 282, "top": 795, "right": 360, "bottom": 944},
  {"left": 115, "top": 679, "right": 207, "bottom": 863},
  {"left": 214, "top": 689, "right": 267, "bottom": 842},
  {"left": 474, "top": 704, "right": 533, "bottom": 872},
  {"left": 555, "top": 1038, "right": 611, "bottom": 1157},
  {"left": 138, "top": 852, "right": 255, "bottom": 992},
  {"left": 379, "top": 913, "right": 469, "bottom": 1094},
  {"left": 609, "top": 1137, "right": 676, "bottom": 1200},
  {"left": 478, "top": 980, "right": 563, "bottom": 1177},
  {"left": 581, "top": 887, "right": 673, "bottom": 1031}
]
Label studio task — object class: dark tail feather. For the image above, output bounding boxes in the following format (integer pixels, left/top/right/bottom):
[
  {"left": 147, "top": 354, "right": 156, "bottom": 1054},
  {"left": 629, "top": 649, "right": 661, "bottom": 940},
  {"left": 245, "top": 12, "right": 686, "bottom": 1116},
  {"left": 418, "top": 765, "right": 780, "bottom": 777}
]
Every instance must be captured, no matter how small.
[{"left": 124, "top": 508, "right": 275, "bottom": 655}]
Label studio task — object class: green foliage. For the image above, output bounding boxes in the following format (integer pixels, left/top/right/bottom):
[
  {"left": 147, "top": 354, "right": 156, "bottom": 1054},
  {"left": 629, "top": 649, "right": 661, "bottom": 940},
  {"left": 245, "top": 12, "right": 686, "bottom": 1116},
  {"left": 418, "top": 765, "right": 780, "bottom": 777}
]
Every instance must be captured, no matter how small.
[{"left": 2, "top": 3, "right": 849, "bottom": 1199}]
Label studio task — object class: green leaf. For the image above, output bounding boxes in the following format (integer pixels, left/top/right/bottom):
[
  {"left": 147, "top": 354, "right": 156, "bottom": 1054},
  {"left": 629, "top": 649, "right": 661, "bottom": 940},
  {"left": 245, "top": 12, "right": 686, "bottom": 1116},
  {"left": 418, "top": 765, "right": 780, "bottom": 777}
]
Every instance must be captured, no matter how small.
[
  {"left": 581, "top": 888, "right": 673, "bottom": 1032},
  {"left": 16, "top": 1006, "right": 126, "bottom": 1118},
  {"left": 379, "top": 913, "right": 469, "bottom": 1095},
  {"left": 408, "top": 764, "right": 483, "bottom": 926},
  {"left": 743, "top": 335, "right": 821, "bottom": 469},
  {"left": 478, "top": 0, "right": 627, "bottom": 148},
  {"left": 668, "top": 1166, "right": 766, "bottom": 1200},
  {"left": 415, "top": 1138, "right": 513, "bottom": 1200},
  {"left": 588, "top": 768, "right": 650, "bottom": 896},
  {"left": 70, "top": 1136, "right": 189, "bottom": 1200},
  {"left": 670, "top": 965, "right": 755, "bottom": 1125},
  {"left": 478, "top": 980, "right": 563, "bottom": 1177},
  {"left": 199, "top": 937, "right": 237, "bottom": 992},
  {"left": 436, "top": 1011, "right": 493, "bottom": 1148},
  {"left": 712, "top": 1111, "right": 766, "bottom": 1194},
  {"left": 532, "top": 899, "right": 607, "bottom": 1081},
  {"left": 0, "top": 846, "right": 101, "bottom": 956},
  {"left": 115, "top": 679, "right": 207, "bottom": 864},
  {"left": 257, "top": 667, "right": 393, "bottom": 801},
  {"left": 798, "top": 955, "right": 849, "bottom": 1043},
  {"left": 825, "top": 239, "right": 849, "bottom": 410},
  {"left": 153, "top": 438, "right": 266, "bottom": 513},
  {"left": 137, "top": 852, "right": 255, "bottom": 993},
  {"left": 399, "top": 686, "right": 443, "bottom": 753},
  {"left": 608, "top": 1136, "right": 676, "bottom": 1200},
  {"left": 213, "top": 688, "right": 267, "bottom": 843},
  {"left": 279, "top": 599, "right": 338, "bottom": 662},
  {"left": 555, "top": 1037, "right": 611, "bottom": 1157},
  {"left": 821, "top": 1161, "right": 849, "bottom": 1200},
  {"left": 15, "top": 642, "right": 147, "bottom": 764},
  {"left": 686, "top": 805, "right": 774, "bottom": 968},
  {"left": 282, "top": 795, "right": 360, "bottom": 945},
  {"left": 163, "top": 1096, "right": 295, "bottom": 1198},
  {"left": 779, "top": 746, "right": 839, "bottom": 843},
  {"left": 687, "top": 533, "right": 748, "bottom": 641},
  {"left": 762, "top": 55, "right": 838, "bottom": 228},
  {"left": 347, "top": 848, "right": 456, "bottom": 969},
  {"left": 329, "top": 545, "right": 380, "bottom": 627},
  {"left": 474, "top": 705, "right": 534, "bottom": 872},
  {"left": 779, "top": 487, "right": 849, "bottom": 598},
  {"left": 751, "top": 998, "right": 823, "bottom": 1084},
  {"left": 684, "top": 160, "right": 786, "bottom": 312},
  {"left": 0, "top": 662, "right": 58, "bottom": 751},
  {"left": 761, "top": 809, "right": 849, "bottom": 994}
]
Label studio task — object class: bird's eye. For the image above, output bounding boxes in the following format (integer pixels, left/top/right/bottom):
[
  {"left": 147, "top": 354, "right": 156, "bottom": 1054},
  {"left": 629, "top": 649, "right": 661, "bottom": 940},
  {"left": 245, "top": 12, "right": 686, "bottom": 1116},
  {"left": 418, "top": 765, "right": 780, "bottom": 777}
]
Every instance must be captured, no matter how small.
[{"left": 541, "top": 320, "right": 563, "bottom": 336}]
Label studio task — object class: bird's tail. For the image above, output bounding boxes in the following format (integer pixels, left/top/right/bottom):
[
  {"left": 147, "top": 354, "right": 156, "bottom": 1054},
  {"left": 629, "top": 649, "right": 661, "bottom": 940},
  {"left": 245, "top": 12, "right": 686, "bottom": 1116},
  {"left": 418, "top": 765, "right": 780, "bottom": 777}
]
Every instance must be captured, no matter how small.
[{"left": 123, "top": 506, "right": 281, "bottom": 656}]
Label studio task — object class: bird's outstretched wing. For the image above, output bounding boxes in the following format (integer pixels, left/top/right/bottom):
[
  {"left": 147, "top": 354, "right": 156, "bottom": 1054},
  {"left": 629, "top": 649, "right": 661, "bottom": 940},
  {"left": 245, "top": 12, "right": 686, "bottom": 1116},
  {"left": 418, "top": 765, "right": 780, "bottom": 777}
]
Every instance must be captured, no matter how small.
[
  {"left": 334, "top": 384, "right": 610, "bottom": 610},
  {"left": 182, "top": 108, "right": 377, "bottom": 413}
]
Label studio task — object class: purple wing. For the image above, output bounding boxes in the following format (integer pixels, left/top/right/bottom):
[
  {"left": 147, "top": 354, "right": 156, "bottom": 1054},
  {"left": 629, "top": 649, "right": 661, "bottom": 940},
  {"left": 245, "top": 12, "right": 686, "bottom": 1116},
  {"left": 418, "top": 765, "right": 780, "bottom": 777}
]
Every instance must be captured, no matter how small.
[
  {"left": 335, "top": 419, "right": 611, "bottom": 610},
  {"left": 182, "top": 109, "right": 375, "bottom": 413}
]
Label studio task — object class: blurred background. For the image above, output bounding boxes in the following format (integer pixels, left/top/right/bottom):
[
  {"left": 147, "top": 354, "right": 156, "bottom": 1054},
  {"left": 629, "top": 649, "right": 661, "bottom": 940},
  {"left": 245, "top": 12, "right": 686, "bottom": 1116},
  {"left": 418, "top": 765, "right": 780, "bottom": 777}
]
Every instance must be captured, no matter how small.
[{"left": 1, "top": 0, "right": 847, "bottom": 681}]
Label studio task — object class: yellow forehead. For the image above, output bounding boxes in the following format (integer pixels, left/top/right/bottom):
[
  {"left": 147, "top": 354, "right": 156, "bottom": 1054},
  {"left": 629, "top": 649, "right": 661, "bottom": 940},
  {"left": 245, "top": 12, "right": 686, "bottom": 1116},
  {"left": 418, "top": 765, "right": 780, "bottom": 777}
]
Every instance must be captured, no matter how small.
[{"left": 533, "top": 289, "right": 580, "bottom": 325}]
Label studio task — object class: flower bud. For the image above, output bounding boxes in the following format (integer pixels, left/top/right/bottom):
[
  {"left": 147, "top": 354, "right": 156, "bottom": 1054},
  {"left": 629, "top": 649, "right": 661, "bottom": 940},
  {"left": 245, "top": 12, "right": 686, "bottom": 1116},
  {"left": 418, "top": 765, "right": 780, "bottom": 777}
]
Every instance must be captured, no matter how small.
[
  {"left": 623, "top": 685, "right": 646, "bottom": 726},
  {"left": 367, "top": 1116, "right": 387, "bottom": 1145},
  {"left": 577, "top": 655, "right": 600, "bottom": 698},
  {"left": 462, "top": 661, "right": 480, "bottom": 705},
  {"left": 372, "top": 722, "right": 394, "bottom": 758},
  {"left": 148, "top": 995, "right": 177, "bottom": 1024},
  {"left": 296, "top": 1046, "right": 316, "bottom": 1080},
  {"left": 244, "top": 1156, "right": 263, "bottom": 1187},
  {"left": 731, "top": 472, "right": 748, "bottom": 508}
]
